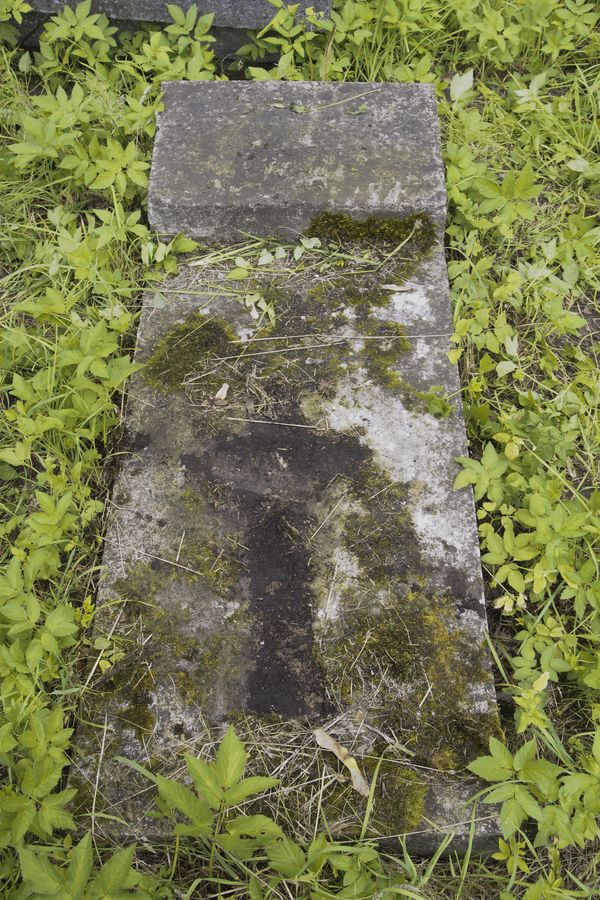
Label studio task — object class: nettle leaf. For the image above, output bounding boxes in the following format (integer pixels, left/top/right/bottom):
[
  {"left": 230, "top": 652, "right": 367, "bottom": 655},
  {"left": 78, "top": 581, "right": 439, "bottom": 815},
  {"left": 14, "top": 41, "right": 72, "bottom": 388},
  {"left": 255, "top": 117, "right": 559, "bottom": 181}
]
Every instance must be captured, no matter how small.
[
  {"left": 513, "top": 739, "right": 537, "bottom": 772},
  {"left": 91, "top": 844, "right": 136, "bottom": 894},
  {"left": 226, "top": 814, "right": 283, "bottom": 840},
  {"left": 267, "top": 836, "right": 307, "bottom": 878},
  {"left": 36, "top": 788, "right": 77, "bottom": 834},
  {"left": 19, "top": 847, "right": 62, "bottom": 894},
  {"left": 224, "top": 776, "right": 279, "bottom": 806},
  {"left": 214, "top": 726, "right": 247, "bottom": 789},
  {"left": 66, "top": 833, "right": 93, "bottom": 895},
  {"left": 156, "top": 774, "right": 213, "bottom": 828},
  {"left": 500, "top": 797, "right": 527, "bottom": 838},
  {"left": 184, "top": 754, "right": 224, "bottom": 808},
  {"left": 468, "top": 755, "right": 512, "bottom": 782}
]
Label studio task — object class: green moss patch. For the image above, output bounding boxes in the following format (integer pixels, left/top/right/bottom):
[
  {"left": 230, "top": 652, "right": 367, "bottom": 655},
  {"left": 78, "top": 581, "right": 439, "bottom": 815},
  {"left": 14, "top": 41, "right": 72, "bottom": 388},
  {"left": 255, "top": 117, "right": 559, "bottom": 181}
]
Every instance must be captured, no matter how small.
[
  {"left": 307, "top": 211, "right": 436, "bottom": 254},
  {"left": 142, "top": 314, "right": 239, "bottom": 393},
  {"left": 141, "top": 212, "right": 435, "bottom": 401}
]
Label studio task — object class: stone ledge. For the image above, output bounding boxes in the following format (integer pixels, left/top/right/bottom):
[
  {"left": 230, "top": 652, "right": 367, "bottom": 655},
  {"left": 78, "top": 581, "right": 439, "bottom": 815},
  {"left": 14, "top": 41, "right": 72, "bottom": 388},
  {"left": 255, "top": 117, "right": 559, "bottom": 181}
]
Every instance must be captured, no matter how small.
[
  {"left": 148, "top": 82, "right": 448, "bottom": 241},
  {"left": 24, "top": 0, "right": 329, "bottom": 30}
]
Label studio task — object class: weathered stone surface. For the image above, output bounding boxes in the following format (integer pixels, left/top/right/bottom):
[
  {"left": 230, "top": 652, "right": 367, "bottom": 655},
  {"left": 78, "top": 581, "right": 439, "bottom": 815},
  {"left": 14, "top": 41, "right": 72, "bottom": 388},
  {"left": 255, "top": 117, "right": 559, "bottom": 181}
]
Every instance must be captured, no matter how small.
[
  {"left": 24, "top": 0, "right": 328, "bottom": 30},
  {"left": 148, "top": 82, "right": 448, "bottom": 240},
  {"left": 72, "top": 82, "right": 500, "bottom": 854}
]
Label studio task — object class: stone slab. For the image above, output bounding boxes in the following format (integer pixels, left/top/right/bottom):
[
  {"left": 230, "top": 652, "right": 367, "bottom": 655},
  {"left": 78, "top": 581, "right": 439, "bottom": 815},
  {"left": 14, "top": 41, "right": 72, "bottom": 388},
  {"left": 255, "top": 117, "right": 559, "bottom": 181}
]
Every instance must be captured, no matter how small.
[
  {"left": 148, "top": 82, "right": 448, "bottom": 241},
  {"left": 72, "top": 82, "right": 501, "bottom": 854},
  {"left": 23, "top": 0, "right": 329, "bottom": 30}
]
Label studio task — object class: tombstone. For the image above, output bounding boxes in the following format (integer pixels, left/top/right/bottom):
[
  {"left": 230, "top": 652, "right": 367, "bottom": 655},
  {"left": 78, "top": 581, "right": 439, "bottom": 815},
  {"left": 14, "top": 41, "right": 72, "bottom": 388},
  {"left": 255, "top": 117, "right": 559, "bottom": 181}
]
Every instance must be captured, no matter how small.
[
  {"left": 19, "top": 1, "right": 330, "bottom": 56},
  {"left": 71, "top": 82, "right": 501, "bottom": 854}
]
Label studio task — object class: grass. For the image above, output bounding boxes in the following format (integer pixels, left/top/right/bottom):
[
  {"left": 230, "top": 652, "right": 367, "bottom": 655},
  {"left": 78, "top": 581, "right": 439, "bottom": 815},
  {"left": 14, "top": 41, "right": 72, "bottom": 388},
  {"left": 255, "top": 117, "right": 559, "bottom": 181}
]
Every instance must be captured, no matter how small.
[{"left": 0, "top": 0, "right": 598, "bottom": 897}]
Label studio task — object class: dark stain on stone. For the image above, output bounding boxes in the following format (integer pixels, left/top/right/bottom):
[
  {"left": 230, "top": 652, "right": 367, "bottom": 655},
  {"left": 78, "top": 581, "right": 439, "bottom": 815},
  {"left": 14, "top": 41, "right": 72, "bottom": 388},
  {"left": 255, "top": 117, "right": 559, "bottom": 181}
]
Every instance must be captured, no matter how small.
[
  {"left": 114, "top": 213, "right": 496, "bottom": 746},
  {"left": 128, "top": 430, "right": 152, "bottom": 452},
  {"left": 444, "top": 566, "right": 483, "bottom": 616},
  {"left": 244, "top": 493, "right": 322, "bottom": 716},
  {"left": 181, "top": 418, "right": 371, "bottom": 718}
]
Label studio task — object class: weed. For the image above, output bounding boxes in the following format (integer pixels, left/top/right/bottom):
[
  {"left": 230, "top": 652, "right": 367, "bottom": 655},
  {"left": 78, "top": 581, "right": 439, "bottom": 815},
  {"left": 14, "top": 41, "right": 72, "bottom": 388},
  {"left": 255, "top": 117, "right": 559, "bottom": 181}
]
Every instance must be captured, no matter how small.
[{"left": 0, "top": 0, "right": 598, "bottom": 896}]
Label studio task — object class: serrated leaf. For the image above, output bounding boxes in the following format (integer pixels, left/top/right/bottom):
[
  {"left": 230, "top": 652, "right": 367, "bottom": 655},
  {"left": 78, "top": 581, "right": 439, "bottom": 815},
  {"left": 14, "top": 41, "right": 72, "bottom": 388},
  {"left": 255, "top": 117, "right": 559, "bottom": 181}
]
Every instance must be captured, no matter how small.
[
  {"left": 224, "top": 776, "right": 279, "bottom": 806},
  {"left": 450, "top": 69, "right": 473, "bottom": 102},
  {"left": 520, "top": 759, "right": 563, "bottom": 797},
  {"left": 482, "top": 783, "right": 516, "bottom": 804},
  {"left": 92, "top": 845, "right": 136, "bottom": 893},
  {"left": 67, "top": 833, "right": 93, "bottom": 896},
  {"left": 0, "top": 723, "right": 17, "bottom": 753},
  {"left": 214, "top": 726, "right": 247, "bottom": 789},
  {"left": 267, "top": 836, "right": 306, "bottom": 877},
  {"left": 157, "top": 774, "right": 213, "bottom": 828},
  {"left": 489, "top": 737, "right": 514, "bottom": 768},
  {"left": 45, "top": 605, "right": 77, "bottom": 637},
  {"left": 513, "top": 739, "right": 537, "bottom": 772},
  {"left": 467, "top": 754, "right": 512, "bottom": 782},
  {"left": 226, "top": 814, "right": 283, "bottom": 839},
  {"left": 500, "top": 797, "right": 526, "bottom": 838},
  {"left": 184, "top": 755, "right": 224, "bottom": 808},
  {"left": 167, "top": 3, "right": 186, "bottom": 25},
  {"left": 11, "top": 799, "right": 37, "bottom": 845},
  {"left": 514, "top": 785, "right": 542, "bottom": 820},
  {"left": 217, "top": 833, "right": 261, "bottom": 860},
  {"left": 19, "top": 848, "right": 61, "bottom": 894},
  {"left": 37, "top": 788, "right": 76, "bottom": 834},
  {"left": 566, "top": 157, "right": 589, "bottom": 172}
]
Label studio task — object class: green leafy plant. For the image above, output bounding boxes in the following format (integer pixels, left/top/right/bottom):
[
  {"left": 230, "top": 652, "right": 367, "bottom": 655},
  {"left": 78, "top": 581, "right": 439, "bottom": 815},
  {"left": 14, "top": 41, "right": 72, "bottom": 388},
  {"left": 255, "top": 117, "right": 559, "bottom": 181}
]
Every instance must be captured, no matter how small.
[
  {"left": 125, "top": 726, "right": 426, "bottom": 898},
  {"left": 0, "top": 0, "right": 598, "bottom": 896},
  {"left": 18, "top": 835, "right": 166, "bottom": 899}
]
